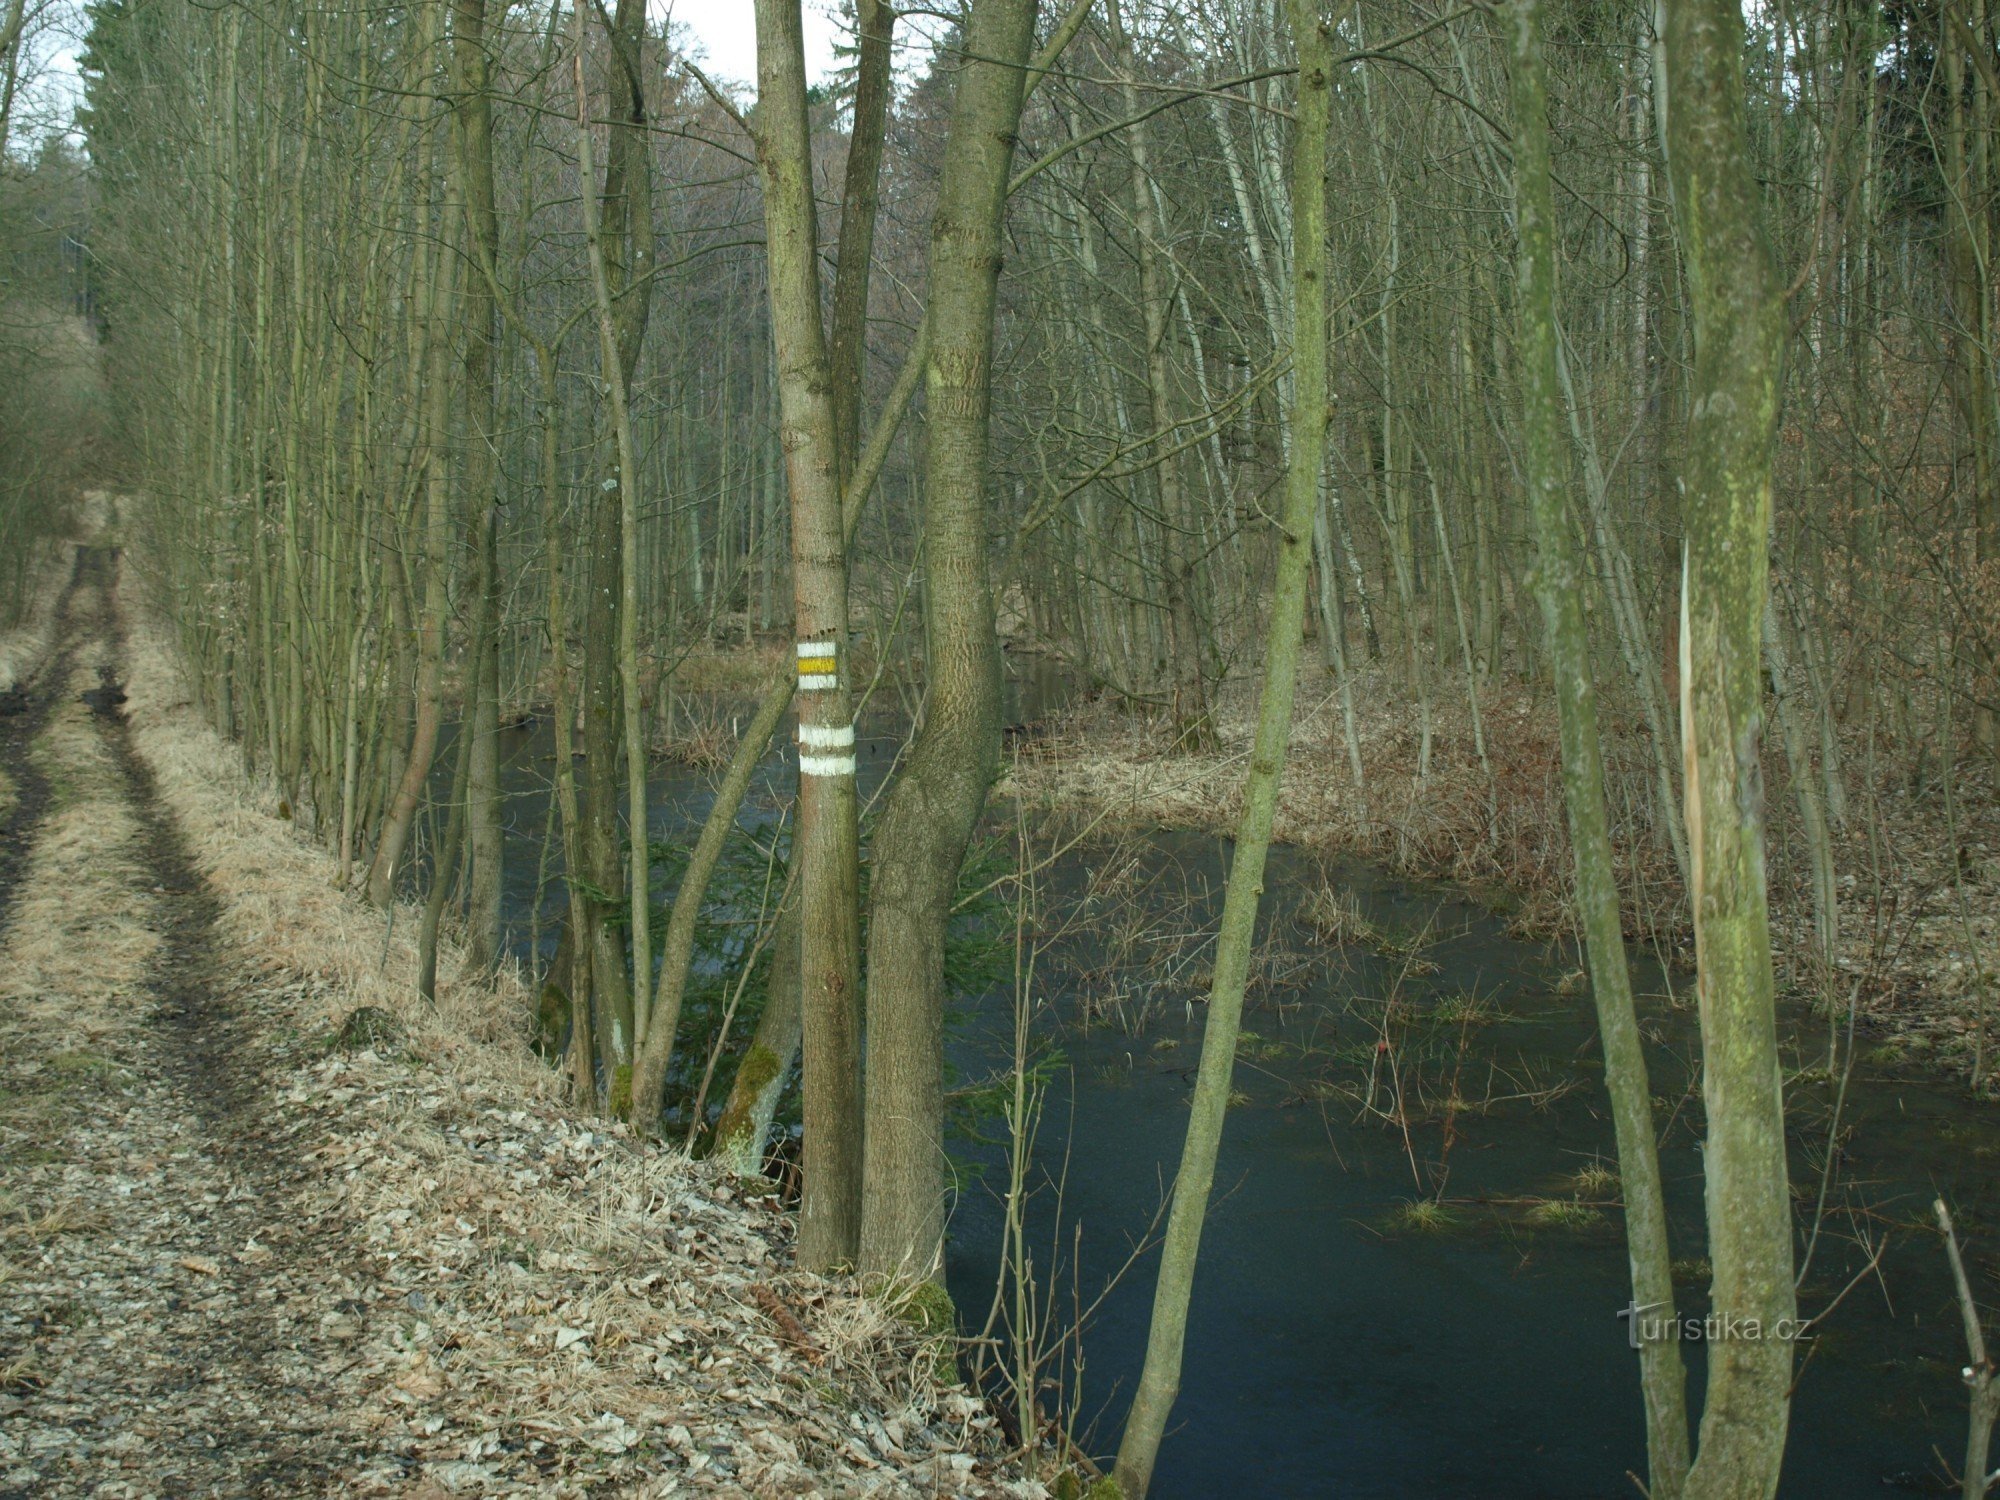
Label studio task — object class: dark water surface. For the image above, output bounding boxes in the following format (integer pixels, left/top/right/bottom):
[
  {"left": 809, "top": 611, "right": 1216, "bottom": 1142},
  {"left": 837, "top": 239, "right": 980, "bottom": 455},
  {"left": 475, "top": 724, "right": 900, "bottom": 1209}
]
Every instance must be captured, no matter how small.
[{"left": 457, "top": 670, "right": 1998, "bottom": 1499}]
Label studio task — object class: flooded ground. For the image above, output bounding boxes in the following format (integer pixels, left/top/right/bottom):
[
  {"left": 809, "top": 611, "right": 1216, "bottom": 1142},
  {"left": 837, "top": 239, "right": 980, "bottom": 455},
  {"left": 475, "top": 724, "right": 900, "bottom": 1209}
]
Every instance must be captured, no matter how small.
[
  {"left": 454, "top": 676, "right": 1998, "bottom": 1498},
  {"left": 944, "top": 840, "right": 1998, "bottom": 1496}
]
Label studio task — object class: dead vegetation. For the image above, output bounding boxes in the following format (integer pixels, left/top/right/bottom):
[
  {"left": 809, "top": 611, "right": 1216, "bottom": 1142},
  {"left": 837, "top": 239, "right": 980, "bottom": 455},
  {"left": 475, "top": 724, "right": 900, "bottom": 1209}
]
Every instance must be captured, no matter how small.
[
  {"left": 101, "top": 567, "right": 1035, "bottom": 1495},
  {"left": 1005, "top": 655, "right": 2000, "bottom": 1091}
]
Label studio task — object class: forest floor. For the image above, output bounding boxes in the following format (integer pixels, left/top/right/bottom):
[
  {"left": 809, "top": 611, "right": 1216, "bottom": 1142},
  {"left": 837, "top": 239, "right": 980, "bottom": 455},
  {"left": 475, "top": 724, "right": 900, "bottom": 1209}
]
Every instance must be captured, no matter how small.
[
  {"left": 0, "top": 521, "right": 1032, "bottom": 1497},
  {"left": 1000, "top": 655, "right": 2000, "bottom": 1092}
]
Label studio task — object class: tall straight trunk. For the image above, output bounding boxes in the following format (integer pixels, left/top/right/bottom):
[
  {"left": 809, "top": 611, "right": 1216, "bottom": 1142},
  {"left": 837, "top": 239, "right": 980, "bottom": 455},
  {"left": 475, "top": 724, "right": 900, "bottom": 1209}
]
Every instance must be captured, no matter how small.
[
  {"left": 452, "top": 0, "right": 504, "bottom": 976},
  {"left": 366, "top": 152, "right": 454, "bottom": 907},
  {"left": 1110, "top": 4, "right": 1326, "bottom": 1489},
  {"left": 573, "top": 0, "right": 652, "bottom": 1083},
  {"left": 1509, "top": 2, "right": 1689, "bottom": 1490},
  {"left": 535, "top": 348, "right": 595, "bottom": 1107},
  {"left": 1949, "top": 0, "right": 2000, "bottom": 756},
  {"left": 419, "top": 618, "right": 484, "bottom": 1002},
  {"left": 1661, "top": 0, "right": 1798, "bottom": 1490},
  {"left": 731, "top": 0, "right": 869, "bottom": 1268},
  {"left": 1762, "top": 599, "right": 1837, "bottom": 970},
  {"left": 859, "top": 0, "right": 1040, "bottom": 1280},
  {"left": 563, "top": 0, "right": 654, "bottom": 1086}
]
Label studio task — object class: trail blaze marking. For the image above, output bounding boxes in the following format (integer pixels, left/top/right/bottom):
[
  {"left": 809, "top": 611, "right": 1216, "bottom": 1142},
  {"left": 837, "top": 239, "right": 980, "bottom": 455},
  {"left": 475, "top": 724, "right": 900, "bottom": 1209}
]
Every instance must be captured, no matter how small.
[
  {"left": 796, "top": 639, "right": 838, "bottom": 693},
  {"left": 798, "top": 720, "right": 855, "bottom": 778}
]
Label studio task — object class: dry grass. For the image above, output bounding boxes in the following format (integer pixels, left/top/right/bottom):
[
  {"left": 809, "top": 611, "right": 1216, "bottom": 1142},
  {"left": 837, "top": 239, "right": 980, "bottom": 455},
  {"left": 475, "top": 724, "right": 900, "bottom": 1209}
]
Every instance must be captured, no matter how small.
[
  {"left": 1010, "top": 650, "right": 2000, "bottom": 1088},
  {"left": 120, "top": 620, "right": 541, "bottom": 1082},
  {"left": 1005, "top": 661, "right": 1614, "bottom": 935},
  {"left": 0, "top": 535, "right": 73, "bottom": 695},
  {"left": 653, "top": 694, "right": 743, "bottom": 770},
  {"left": 1296, "top": 881, "right": 1382, "bottom": 947}
]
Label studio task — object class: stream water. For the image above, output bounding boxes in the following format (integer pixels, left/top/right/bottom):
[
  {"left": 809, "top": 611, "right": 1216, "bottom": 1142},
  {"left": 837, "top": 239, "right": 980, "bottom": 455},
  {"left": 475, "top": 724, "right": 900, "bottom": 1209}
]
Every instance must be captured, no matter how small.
[{"left": 451, "top": 669, "right": 1999, "bottom": 1498}]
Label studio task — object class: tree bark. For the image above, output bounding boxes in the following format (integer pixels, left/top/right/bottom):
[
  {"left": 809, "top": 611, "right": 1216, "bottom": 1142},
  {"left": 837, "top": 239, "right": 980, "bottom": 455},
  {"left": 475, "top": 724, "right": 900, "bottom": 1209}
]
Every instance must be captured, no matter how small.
[
  {"left": 710, "top": 894, "right": 803, "bottom": 1176},
  {"left": 859, "top": 0, "right": 1041, "bottom": 1281},
  {"left": 1509, "top": 2, "right": 1689, "bottom": 1489},
  {"left": 827, "top": 0, "right": 895, "bottom": 482},
  {"left": 451, "top": 0, "right": 504, "bottom": 977},
  {"left": 1660, "top": 0, "right": 1798, "bottom": 1488},
  {"left": 740, "top": 0, "right": 869, "bottom": 1269}
]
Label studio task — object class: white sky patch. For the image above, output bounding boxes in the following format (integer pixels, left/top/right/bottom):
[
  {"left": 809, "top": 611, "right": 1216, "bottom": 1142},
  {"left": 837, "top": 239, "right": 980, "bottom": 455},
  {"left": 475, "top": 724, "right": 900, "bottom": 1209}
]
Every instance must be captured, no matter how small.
[{"left": 665, "top": 0, "right": 844, "bottom": 92}]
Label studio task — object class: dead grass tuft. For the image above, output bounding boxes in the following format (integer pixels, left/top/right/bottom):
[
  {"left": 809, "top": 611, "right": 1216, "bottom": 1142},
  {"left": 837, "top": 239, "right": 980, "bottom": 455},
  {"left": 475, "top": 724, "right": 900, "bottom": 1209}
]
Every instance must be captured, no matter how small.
[{"left": 1298, "top": 881, "right": 1382, "bottom": 947}]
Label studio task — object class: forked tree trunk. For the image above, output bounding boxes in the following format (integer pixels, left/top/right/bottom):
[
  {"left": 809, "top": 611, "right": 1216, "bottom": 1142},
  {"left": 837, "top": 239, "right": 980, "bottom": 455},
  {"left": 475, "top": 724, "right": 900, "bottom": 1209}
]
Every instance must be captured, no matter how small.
[
  {"left": 1660, "top": 0, "right": 1798, "bottom": 1489},
  {"left": 1110, "top": 4, "right": 1326, "bottom": 1488},
  {"left": 1509, "top": 2, "right": 1689, "bottom": 1490}
]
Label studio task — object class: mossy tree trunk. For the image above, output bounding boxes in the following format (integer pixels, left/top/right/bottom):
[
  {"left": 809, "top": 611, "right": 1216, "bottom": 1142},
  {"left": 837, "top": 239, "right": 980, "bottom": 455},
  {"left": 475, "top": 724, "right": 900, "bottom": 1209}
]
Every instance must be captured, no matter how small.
[
  {"left": 1508, "top": 1, "right": 1689, "bottom": 1490},
  {"left": 1660, "top": 0, "right": 1798, "bottom": 1489}
]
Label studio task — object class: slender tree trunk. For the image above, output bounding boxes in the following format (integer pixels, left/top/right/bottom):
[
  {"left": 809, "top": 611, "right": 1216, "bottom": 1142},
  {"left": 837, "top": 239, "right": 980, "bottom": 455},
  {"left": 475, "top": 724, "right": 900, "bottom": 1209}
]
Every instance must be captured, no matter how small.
[
  {"left": 420, "top": 621, "right": 485, "bottom": 1002},
  {"left": 1107, "top": 0, "right": 1212, "bottom": 749},
  {"left": 827, "top": 0, "right": 894, "bottom": 480},
  {"left": 1111, "top": 4, "right": 1326, "bottom": 1487},
  {"left": 1509, "top": 3, "right": 1689, "bottom": 1489},
  {"left": 1763, "top": 598, "right": 1837, "bottom": 972},
  {"left": 366, "top": 166, "right": 455, "bottom": 908},
  {"left": 629, "top": 671, "right": 793, "bottom": 1125},
  {"left": 452, "top": 0, "right": 504, "bottom": 976},
  {"left": 710, "top": 894, "right": 803, "bottom": 1175},
  {"left": 572, "top": 0, "right": 655, "bottom": 1087}
]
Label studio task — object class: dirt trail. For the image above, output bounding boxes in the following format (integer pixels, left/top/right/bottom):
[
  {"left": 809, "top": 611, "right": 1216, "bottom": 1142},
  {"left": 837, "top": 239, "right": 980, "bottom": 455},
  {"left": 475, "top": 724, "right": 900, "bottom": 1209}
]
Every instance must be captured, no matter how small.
[
  {"left": 0, "top": 548, "right": 88, "bottom": 930},
  {"left": 0, "top": 549, "right": 363, "bottom": 1496},
  {"left": 0, "top": 539, "right": 1019, "bottom": 1498}
]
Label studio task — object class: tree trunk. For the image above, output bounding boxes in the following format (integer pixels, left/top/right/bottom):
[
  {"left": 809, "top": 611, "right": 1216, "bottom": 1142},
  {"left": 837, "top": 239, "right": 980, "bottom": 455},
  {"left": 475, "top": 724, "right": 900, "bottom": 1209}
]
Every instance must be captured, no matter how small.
[
  {"left": 452, "top": 0, "right": 504, "bottom": 977},
  {"left": 1509, "top": 2, "right": 1689, "bottom": 1489},
  {"left": 1661, "top": 0, "right": 1798, "bottom": 1488},
  {"left": 366, "top": 168, "right": 455, "bottom": 908},
  {"left": 742, "top": 0, "right": 868, "bottom": 1269},
  {"left": 859, "top": 0, "right": 1041, "bottom": 1281},
  {"left": 1107, "top": 0, "right": 1212, "bottom": 750},
  {"left": 827, "top": 0, "right": 894, "bottom": 481},
  {"left": 710, "top": 894, "right": 803, "bottom": 1176}
]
